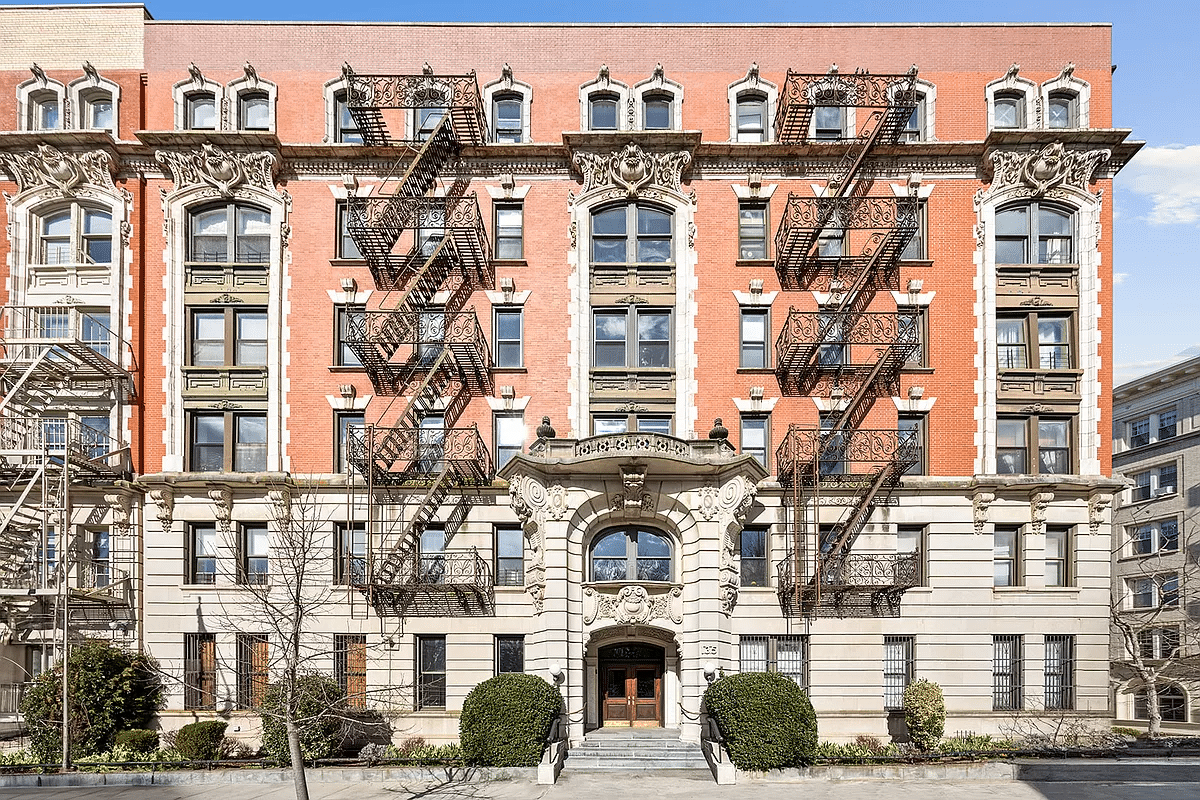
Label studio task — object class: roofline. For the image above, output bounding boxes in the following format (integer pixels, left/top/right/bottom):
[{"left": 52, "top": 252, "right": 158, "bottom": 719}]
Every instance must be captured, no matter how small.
[
  {"left": 140, "top": 20, "right": 1113, "bottom": 28},
  {"left": 1114, "top": 354, "right": 1200, "bottom": 397},
  {"left": 0, "top": 2, "right": 152, "bottom": 18}
]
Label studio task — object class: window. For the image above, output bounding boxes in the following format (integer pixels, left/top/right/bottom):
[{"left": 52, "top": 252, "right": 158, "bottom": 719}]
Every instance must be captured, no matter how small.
[
  {"left": 818, "top": 414, "right": 846, "bottom": 476},
  {"left": 183, "top": 633, "right": 217, "bottom": 710},
  {"left": 591, "top": 204, "right": 673, "bottom": 265},
  {"left": 335, "top": 634, "right": 368, "bottom": 709},
  {"left": 993, "top": 635, "right": 1023, "bottom": 710},
  {"left": 900, "top": 201, "right": 927, "bottom": 260},
  {"left": 1130, "top": 417, "right": 1150, "bottom": 449},
  {"left": 900, "top": 94, "right": 925, "bottom": 142},
  {"left": 242, "top": 523, "right": 268, "bottom": 585},
  {"left": 739, "top": 635, "right": 807, "bottom": 689},
  {"left": 496, "top": 635, "right": 525, "bottom": 674},
  {"left": 238, "top": 91, "right": 270, "bottom": 131},
  {"left": 817, "top": 312, "right": 847, "bottom": 366},
  {"left": 738, "top": 202, "right": 768, "bottom": 260},
  {"left": 190, "top": 523, "right": 217, "bottom": 585},
  {"left": 883, "top": 636, "right": 915, "bottom": 709},
  {"left": 80, "top": 413, "right": 111, "bottom": 461},
  {"left": 336, "top": 412, "right": 365, "bottom": 474},
  {"left": 592, "top": 414, "right": 672, "bottom": 435},
  {"left": 1046, "top": 92, "right": 1077, "bottom": 129},
  {"left": 1132, "top": 470, "right": 1151, "bottom": 502},
  {"left": 1045, "top": 527, "right": 1070, "bottom": 587},
  {"left": 897, "top": 306, "right": 926, "bottom": 366},
  {"left": 589, "top": 93, "right": 619, "bottom": 131},
  {"left": 493, "top": 202, "right": 523, "bottom": 260},
  {"left": 1135, "top": 684, "right": 1188, "bottom": 723},
  {"left": 495, "top": 525, "right": 524, "bottom": 587},
  {"left": 735, "top": 93, "right": 768, "bottom": 142},
  {"left": 494, "top": 413, "right": 525, "bottom": 469},
  {"left": 416, "top": 635, "right": 446, "bottom": 710},
  {"left": 89, "top": 528, "right": 111, "bottom": 588},
  {"left": 740, "top": 416, "right": 768, "bottom": 468},
  {"left": 189, "top": 412, "right": 266, "bottom": 472},
  {"left": 997, "top": 313, "right": 1072, "bottom": 370},
  {"left": 36, "top": 204, "right": 113, "bottom": 265},
  {"left": 993, "top": 91, "right": 1025, "bottom": 129},
  {"left": 185, "top": 92, "right": 217, "bottom": 130},
  {"left": 81, "top": 90, "right": 114, "bottom": 132},
  {"left": 590, "top": 526, "right": 671, "bottom": 582},
  {"left": 236, "top": 633, "right": 269, "bottom": 709},
  {"left": 493, "top": 307, "right": 523, "bottom": 368},
  {"left": 898, "top": 414, "right": 926, "bottom": 476},
  {"left": 1129, "top": 410, "right": 1178, "bottom": 449},
  {"left": 1130, "top": 463, "right": 1177, "bottom": 502},
  {"left": 335, "top": 202, "right": 362, "bottom": 260},
  {"left": 994, "top": 526, "right": 1019, "bottom": 587},
  {"left": 335, "top": 522, "right": 366, "bottom": 584},
  {"left": 417, "top": 413, "right": 446, "bottom": 473},
  {"left": 29, "top": 90, "right": 61, "bottom": 130},
  {"left": 189, "top": 307, "right": 267, "bottom": 367},
  {"left": 188, "top": 203, "right": 271, "bottom": 263},
  {"left": 335, "top": 305, "right": 365, "bottom": 368},
  {"left": 997, "top": 416, "right": 1072, "bottom": 475},
  {"left": 419, "top": 526, "right": 446, "bottom": 583},
  {"left": 593, "top": 308, "right": 671, "bottom": 369},
  {"left": 1158, "top": 409, "right": 1178, "bottom": 441},
  {"left": 1138, "top": 627, "right": 1180, "bottom": 661},
  {"left": 897, "top": 525, "right": 924, "bottom": 585},
  {"left": 1130, "top": 518, "right": 1178, "bottom": 557},
  {"left": 817, "top": 227, "right": 845, "bottom": 258},
  {"left": 415, "top": 103, "right": 446, "bottom": 140},
  {"left": 642, "top": 93, "right": 672, "bottom": 130},
  {"left": 334, "top": 90, "right": 363, "bottom": 144},
  {"left": 493, "top": 94, "right": 523, "bottom": 143},
  {"left": 813, "top": 104, "right": 846, "bottom": 140},
  {"left": 1129, "top": 574, "right": 1179, "bottom": 609},
  {"left": 1044, "top": 635, "right": 1074, "bottom": 710},
  {"left": 740, "top": 526, "right": 767, "bottom": 587},
  {"left": 995, "top": 203, "right": 1074, "bottom": 265},
  {"left": 739, "top": 308, "right": 769, "bottom": 369}
]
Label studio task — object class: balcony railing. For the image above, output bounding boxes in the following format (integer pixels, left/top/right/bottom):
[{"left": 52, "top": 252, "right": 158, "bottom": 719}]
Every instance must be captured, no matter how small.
[
  {"left": 0, "top": 416, "right": 131, "bottom": 475},
  {"left": 1, "top": 305, "right": 134, "bottom": 385},
  {"left": 774, "top": 69, "right": 919, "bottom": 144},
  {"left": 776, "top": 551, "right": 919, "bottom": 616},
  {"left": 361, "top": 549, "right": 494, "bottom": 617},
  {"left": 529, "top": 432, "right": 736, "bottom": 462},
  {"left": 776, "top": 426, "right": 919, "bottom": 487},
  {"left": 775, "top": 310, "right": 919, "bottom": 378},
  {"left": 346, "top": 425, "right": 493, "bottom": 487},
  {"left": 344, "top": 68, "right": 488, "bottom": 146},
  {"left": 342, "top": 309, "right": 492, "bottom": 393},
  {"left": 0, "top": 683, "right": 28, "bottom": 715}
]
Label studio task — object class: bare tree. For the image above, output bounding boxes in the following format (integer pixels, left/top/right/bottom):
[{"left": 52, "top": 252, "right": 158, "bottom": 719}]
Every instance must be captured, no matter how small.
[{"left": 1110, "top": 503, "right": 1200, "bottom": 738}]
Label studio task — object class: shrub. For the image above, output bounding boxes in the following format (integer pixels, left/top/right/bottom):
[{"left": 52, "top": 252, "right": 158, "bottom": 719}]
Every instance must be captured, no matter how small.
[
  {"left": 114, "top": 729, "right": 159, "bottom": 755},
  {"left": 703, "top": 672, "right": 818, "bottom": 770},
  {"left": 20, "top": 639, "right": 163, "bottom": 763},
  {"left": 460, "top": 673, "right": 562, "bottom": 767},
  {"left": 1112, "top": 726, "right": 1142, "bottom": 740},
  {"left": 259, "top": 673, "right": 345, "bottom": 765},
  {"left": 174, "top": 721, "right": 227, "bottom": 760},
  {"left": 902, "top": 679, "right": 945, "bottom": 751}
]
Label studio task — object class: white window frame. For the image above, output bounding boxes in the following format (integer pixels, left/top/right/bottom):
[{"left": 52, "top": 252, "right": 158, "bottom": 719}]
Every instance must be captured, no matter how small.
[
  {"left": 17, "top": 74, "right": 66, "bottom": 132},
  {"left": 173, "top": 71, "right": 225, "bottom": 131},
  {"left": 579, "top": 68, "right": 630, "bottom": 132},
  {"left": 1040, "top": 69, "right": 1090, "bottom": 130},
  {"left": 985, "top": 69, "right": 1037, "bottom": 132},
  {"left": 68, "top": 69, "right": 122, "bottom": 138},
  {"left": 1127, "top": 573, "right": 1180, "bottom": 610},
  {"left": 727, "top": 65, "right": 778, "bottom": 143},
  {"left": 633, "top": 67, "right": 684, "bottom": 132},
  {"left": 894, "top": 78, "right": 936, "bottom": 142},
  {"left": 482, "top": 69, "right": 533, "bottom": 144},
  {"left": 228, "top": 69, "right": 278, "bottom": 133}
]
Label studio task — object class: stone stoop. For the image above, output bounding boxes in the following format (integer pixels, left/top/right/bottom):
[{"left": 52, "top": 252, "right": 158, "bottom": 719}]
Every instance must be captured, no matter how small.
[{"left": 565, "top": 728, "right": 711, "bottom": 771}]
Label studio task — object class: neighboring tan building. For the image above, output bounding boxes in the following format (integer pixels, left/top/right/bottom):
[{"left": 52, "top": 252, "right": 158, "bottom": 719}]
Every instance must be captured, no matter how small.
[
  {"left": 0, "top": 5, "right": 1140, "bottom": 746},
  {"left": 1111, "top": 357, "right": 1200, "bottom": 734}
]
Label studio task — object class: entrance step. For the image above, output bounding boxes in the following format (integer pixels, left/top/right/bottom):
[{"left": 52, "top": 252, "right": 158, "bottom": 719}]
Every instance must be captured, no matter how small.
[{"left": 566, "top": 728, "right": 709, "bottom": 770}]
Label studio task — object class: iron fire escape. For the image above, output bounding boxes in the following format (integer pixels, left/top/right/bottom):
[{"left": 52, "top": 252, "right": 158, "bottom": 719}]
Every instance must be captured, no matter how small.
[
  {"left": 771, "top": 68, "right": 923, "bottom": 617},
  {"left": 0, "top": 305, "right": 136, "bottom": 637},
  {"left": 341, "top": 66, "right": 495, "bottom": 617}
]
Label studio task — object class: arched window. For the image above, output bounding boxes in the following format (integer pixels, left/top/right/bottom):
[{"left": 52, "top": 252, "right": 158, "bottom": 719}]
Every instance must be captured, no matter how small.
[
  {"left": 79, "top": 88, "right": 114, "bottom": 132},
  {"left": 590, "top": 527, "right": 672, "bottom": 582},
  {"left": 735, "top": 92, "right": 767, "bottom": 142},
  {"left": 188, "top": 203, "right": 271, "bottom": 263},
  {"left": 238, "top": 91, "right": 270, "bottom": 131},
  {"left": 492, "top": 92, "right": 523, "bottom": 143},
  {"left": 186, "top": 91, "right": 217, "bottom": 130},
  {"left": 591, "top": 203, "right": 672, "bottom": 265},
  {"left": 589, "top": 93, "right": 620, "bottom": 131},
  {"left": 993, "top": 91, "right": 1026, "bottom": 129},
  {"left": 28, "top": 89, "right": 61, "bottom": 131},
  {"left": 995, "top": 203, "right": 1074, "bottom": 265},
  {"left": 35, "top": 204, "right": 112, "bottom": 265},
  {"left": 1135, "top": 684, "right": 1188, "bottom": 723}
]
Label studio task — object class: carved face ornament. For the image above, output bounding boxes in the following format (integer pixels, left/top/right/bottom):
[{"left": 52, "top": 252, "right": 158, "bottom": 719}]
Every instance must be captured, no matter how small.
[
  {"left": 199, "top": 143, "right": 246, "bottom": 195},
  {"left": 613, "top": 143, "right": 653, "bottom": 197},
  {"left": 1022, "top": 142, "right": 1067, "bottom": 195},
  {"left": 36, "top": 145, "right": 85, "bottom": 193}
]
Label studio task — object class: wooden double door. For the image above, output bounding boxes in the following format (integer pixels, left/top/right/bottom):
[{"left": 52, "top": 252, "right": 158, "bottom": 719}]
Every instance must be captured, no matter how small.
[{"left": 601, "top": 661, "right": 662, "bottom": 727}]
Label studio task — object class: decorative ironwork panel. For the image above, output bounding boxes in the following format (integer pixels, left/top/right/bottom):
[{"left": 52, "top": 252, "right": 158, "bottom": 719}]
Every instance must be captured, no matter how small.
[
  {"left": 774, "top": 69, "right": 918, "bottom": 144},
  {"left": 775, "top": 426, "right": 919, "bottom": 486},
  {"left": 574, "top": 432, "right": 695, "bottom": 459}
]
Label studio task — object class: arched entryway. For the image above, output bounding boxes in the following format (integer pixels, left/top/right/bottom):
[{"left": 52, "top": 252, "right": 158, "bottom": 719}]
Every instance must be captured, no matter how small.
[{"left": 598, "top": 642, "right": 664, "bottom": 727}]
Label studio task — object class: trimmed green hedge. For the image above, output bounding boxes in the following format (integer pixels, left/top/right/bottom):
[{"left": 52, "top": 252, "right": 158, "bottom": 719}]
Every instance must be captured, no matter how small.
[
  {"left": 903, "top": 679, "right": 945, "bottom": 751},
  {"left": 113, "top": 729, "right": 159, "bottom": 754},
  {"left": 259, "top": 673, "right": 345, "bottom": 765},
  {"left": 174, "top": 721, "right": 226, "bottom": 760},
  {"left": 703, "top": 672, "right": 818, "bottom": 770},
  {"left": 460, "top": 674, "right": 562, "bottom": 766}
]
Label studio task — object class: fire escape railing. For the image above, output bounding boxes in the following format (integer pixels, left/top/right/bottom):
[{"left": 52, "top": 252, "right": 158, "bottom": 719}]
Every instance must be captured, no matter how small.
[
  {"left": 341, "top": 66, "right": 494, "bottom": 616},
  {"left": 774, "top": 311, "right": 918, "bottom": 401}
]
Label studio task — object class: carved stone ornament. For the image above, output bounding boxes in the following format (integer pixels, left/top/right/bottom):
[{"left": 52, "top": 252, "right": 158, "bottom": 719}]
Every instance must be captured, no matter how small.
[
  {"left": 988, "top": 143, "right": 1111, "bottom": 197},
  {"left": 104, "top": 492, "right": 133, "bottom": 536},
  {"left": 584, "top": 584, "right": 683, "bottom": 625},
  {"left": 1029, "top": 490, "right": 1054, "bottom": 537},
  {"left": 268, "top": 488, "right": 291, "bottom": 527},
  {"left": 208, "top": 487, "right": 233, "bottom": 535},
  {"left": 148, "top": 488, "right": 174, "bottom": 530},
  {"left": 972, "top": 490, "right": 995, "bottom": 535},
  {"left": 0, "top": 146, "right": 115, "bottom": 195},
  {"left": 572, "top": 142, "right": 692, "bottom": 197},
  {"left": 156, "top": 143, "right": 276, "bottom": 197},
  {"left": 611, "top": 462, "right": 655, "bottom": 516},
  {"left": 1088, "top": 492, "right": 1112, "bottom": 536},
  {"left": 508, "top": 474, "right": 552, "bottom": 613}
]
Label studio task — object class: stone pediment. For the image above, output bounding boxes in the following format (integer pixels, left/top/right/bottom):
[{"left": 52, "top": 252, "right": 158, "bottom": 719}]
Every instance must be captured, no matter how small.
[{"left": 567, "top": 138, "right": 697, "bottom": 200}]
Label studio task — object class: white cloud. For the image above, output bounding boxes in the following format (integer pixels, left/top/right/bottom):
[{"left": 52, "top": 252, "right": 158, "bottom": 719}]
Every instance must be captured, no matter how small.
[
  {"left": 1123, "top": 145, "right": 1200, "bottom": 225},
  {"left": 1113, "top": 272, "right": 1128, "bottom": 286}
]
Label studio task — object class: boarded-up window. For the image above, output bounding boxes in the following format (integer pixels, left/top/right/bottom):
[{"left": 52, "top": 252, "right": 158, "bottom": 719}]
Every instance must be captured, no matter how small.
[
  {"left": 237, "top": 633, "right": 269, "bottom": 709},
  {"left": 184, "top": 633, "right": 216, "bottom": 710},
  {"left": 336, "top": 634, "right": 368, "bottom": 709}
]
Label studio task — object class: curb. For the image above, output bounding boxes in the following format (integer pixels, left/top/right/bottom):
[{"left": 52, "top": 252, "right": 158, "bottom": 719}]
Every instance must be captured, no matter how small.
[{"left": 0, "top": 766, "right": 537, "bottom": 788}]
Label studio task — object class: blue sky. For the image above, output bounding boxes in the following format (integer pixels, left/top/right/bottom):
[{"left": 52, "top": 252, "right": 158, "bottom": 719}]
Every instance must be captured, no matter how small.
[{"left": 24, "top": 0, "right": 1194, "bottom": 383}]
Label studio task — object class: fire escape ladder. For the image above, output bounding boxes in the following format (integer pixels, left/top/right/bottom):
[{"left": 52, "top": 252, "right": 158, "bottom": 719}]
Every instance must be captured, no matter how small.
[{"left": 371, "top": 468, "right": 454, "bottom": 585}]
